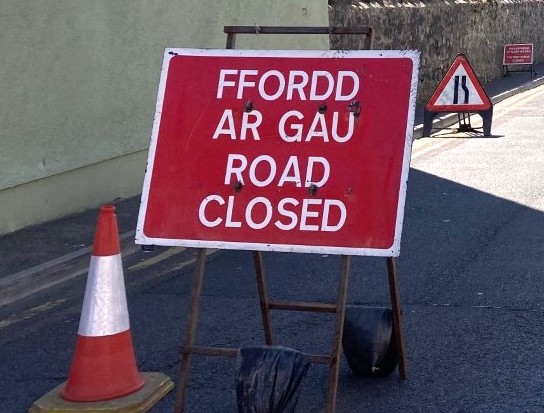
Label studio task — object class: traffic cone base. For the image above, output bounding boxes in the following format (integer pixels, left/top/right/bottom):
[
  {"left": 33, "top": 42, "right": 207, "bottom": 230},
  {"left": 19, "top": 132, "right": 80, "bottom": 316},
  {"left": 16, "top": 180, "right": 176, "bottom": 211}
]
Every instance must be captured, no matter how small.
[
  {"left": 29, "top": 372, "right": 174, "bottom": 413},
  {"left": 61, "top": 331, "right": 145, "bottom": 402}
]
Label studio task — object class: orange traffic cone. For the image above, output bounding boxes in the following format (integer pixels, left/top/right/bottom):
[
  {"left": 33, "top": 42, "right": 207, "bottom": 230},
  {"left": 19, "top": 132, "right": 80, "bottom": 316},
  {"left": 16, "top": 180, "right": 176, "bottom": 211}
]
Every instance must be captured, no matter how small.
[{"left": 61, "top": 204, "right": 145, "bottom": 402}]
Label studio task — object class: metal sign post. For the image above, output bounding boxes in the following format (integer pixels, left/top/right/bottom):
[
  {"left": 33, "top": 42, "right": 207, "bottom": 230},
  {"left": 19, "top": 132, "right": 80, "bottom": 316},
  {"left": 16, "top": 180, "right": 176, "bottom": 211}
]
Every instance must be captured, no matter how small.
[{"left": 137, "top": 27, "right": 417, "bottom": 413}]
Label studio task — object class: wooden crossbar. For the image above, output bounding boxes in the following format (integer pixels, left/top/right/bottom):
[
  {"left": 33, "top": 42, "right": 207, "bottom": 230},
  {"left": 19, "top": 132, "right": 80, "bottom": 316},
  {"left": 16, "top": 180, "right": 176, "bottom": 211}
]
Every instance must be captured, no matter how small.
[
  {"left": 182, "top": 345, "right": 333, "bottom": 365},
  {"left": 224, "top": 25, "right": 374, "bottom": 51},
  {"left": 269, "top": 299, "right": 337, "bottom": 313}
]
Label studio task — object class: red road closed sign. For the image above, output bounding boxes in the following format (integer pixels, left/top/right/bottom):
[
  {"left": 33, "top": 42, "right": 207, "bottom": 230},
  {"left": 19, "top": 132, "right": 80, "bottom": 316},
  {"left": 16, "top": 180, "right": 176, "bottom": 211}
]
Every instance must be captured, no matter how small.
[
  {"left": 136, "top": 49, "right": 420, "bottom": 256},
  {"left": 503, "top": 43, "right": 533, "bottom": 65}
]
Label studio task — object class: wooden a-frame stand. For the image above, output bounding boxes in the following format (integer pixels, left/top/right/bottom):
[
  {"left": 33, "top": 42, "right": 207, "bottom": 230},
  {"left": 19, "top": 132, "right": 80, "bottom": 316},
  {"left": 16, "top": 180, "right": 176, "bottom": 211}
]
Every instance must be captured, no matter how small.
[{"left": 173, "top": 26, "right": 407, "bottom": 413}]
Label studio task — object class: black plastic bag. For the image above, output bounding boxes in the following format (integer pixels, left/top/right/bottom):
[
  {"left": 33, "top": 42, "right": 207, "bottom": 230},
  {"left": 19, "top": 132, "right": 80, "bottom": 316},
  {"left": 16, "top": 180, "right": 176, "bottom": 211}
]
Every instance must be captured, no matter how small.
[
  {"left": 342, "top": 306, "right": 398, "bottom": 377},
  {"left": 235, "top": 346, "right": 310, "bottom": 413}
]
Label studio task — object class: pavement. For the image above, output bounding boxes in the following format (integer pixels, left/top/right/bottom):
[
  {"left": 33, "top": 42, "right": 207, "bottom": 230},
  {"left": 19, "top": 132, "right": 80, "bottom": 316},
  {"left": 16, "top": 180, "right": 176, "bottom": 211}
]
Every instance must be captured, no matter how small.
[{"left": 1, "top": 61, "right": 543, "bottom": 309}]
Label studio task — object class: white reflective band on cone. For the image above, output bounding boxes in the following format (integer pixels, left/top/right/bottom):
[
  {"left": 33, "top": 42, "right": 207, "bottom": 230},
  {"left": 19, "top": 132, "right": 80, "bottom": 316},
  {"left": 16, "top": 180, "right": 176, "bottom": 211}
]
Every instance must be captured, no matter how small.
[{"left": 78, "top": 254, "right": 130, "bottom": 337}]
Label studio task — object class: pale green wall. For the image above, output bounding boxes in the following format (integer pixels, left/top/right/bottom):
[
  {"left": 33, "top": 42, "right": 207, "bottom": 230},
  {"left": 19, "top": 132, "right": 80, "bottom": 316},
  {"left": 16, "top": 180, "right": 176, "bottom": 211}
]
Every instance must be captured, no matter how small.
[{"left": 0, "top": 0, "right": 328, "bottom": 234}]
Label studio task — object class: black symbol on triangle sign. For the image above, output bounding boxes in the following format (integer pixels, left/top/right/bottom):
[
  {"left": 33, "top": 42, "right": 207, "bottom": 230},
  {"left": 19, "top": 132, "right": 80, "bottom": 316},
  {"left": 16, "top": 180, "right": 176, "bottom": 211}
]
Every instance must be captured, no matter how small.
[{"left": 453, "top": 75, "right": 469, "bottom": 105}]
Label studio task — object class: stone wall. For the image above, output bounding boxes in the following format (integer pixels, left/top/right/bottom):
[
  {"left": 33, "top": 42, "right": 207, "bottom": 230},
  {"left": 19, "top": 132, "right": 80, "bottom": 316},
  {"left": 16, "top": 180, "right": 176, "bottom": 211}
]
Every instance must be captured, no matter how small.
[{"left": 329, "top": 0, "right": 544, "bottom": 103}]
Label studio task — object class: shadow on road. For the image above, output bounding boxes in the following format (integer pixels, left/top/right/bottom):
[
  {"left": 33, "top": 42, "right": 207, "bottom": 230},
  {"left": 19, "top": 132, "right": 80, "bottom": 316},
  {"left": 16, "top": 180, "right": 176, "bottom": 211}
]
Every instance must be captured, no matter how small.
[{"left": 1, "top": 167, "right": 543, "bottom": 413}]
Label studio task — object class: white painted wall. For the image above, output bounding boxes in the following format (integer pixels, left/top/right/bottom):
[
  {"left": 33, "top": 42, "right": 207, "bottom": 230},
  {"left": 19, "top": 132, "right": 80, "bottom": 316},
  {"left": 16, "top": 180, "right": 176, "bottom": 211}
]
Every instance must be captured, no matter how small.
[{"left": 0, "top": 0, "right": 328, "bottom": 233}]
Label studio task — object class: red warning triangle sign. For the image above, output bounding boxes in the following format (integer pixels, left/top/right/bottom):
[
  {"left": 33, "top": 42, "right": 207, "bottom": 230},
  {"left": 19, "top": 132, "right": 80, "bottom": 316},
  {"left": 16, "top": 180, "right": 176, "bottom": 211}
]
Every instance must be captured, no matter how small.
[{"left": 426, "top": 54, "right": 492, "bottom": 112}]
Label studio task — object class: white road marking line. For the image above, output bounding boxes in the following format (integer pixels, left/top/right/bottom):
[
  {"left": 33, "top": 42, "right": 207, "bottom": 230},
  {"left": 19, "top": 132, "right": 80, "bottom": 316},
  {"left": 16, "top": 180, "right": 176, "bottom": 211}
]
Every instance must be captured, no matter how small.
[
  {"left": 0, "top": 299, "right": 67, "bottom": 330},
  {"left": 166, "top": 249, "right": 218, "bottom": 274},
  {"left": 127, "top": 247, "right": 187, "bottom": 271}
]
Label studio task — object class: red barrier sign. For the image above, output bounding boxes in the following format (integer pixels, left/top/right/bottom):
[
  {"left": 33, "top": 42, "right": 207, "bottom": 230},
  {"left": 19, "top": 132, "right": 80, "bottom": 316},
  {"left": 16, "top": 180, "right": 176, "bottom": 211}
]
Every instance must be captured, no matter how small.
[
  {"left": 136, "top": 49, "right": 419, "bottom": 256},
  {"left": 503, "top": 44, "right": 533, "bottom": 65}
]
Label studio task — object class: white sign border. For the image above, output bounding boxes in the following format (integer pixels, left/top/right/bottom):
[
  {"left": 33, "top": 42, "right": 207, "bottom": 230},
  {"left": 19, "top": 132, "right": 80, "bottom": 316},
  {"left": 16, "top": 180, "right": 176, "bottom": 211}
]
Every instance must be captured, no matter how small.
[{"left": 136, "top": 48, "right": 420, "bottom": 257}]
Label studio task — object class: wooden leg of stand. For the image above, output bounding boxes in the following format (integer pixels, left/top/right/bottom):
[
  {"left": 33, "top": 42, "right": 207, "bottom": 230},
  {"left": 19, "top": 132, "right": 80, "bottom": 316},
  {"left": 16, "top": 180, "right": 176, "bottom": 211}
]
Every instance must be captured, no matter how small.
[
  {"left": 174, "top": 248, "right": 208, "bottom": 413},
  {"left": 386, "top": 257, "right": 408, "bottom": 380},
  {"left": 326, "top": 255, "right": 352, "bottom": 413},
  {"left": 253, "top": 251, "right": 274, "bottom": 345}
]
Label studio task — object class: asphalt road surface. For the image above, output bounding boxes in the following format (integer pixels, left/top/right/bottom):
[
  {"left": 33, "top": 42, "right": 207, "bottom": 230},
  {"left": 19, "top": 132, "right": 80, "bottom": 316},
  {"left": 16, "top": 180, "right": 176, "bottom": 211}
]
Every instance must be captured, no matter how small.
[{"left": 1, "top": 84, "right": 544, "bottom": 412}]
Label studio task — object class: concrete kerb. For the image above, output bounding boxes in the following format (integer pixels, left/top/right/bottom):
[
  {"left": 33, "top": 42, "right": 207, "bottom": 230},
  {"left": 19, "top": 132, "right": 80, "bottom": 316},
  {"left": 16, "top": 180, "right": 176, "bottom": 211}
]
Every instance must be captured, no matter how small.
[{"left": 0, "top": 231, "right": 139, "bottom": 308}]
